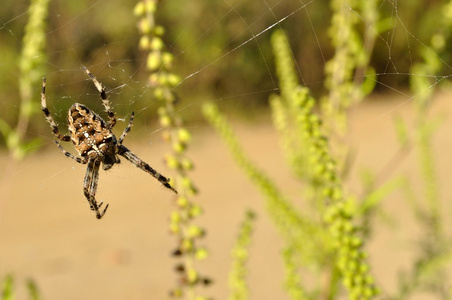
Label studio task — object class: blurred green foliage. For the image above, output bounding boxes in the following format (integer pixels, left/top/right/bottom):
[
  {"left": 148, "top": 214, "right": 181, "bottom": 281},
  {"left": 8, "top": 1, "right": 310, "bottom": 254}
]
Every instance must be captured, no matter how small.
[
  {"left": 228, "top": 210, "right": 256, "bottom": 300},
  {"left": 0, "top": 275, "right": 41, "bottom": 300},
  {"left": 2, "top": 0, "right": 452, "bottom": 148}
]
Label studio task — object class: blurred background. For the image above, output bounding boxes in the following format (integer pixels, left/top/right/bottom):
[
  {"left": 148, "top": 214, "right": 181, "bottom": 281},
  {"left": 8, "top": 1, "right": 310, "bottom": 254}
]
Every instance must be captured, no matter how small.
[
  {"left": 1, "top": 0, "right": 449, "bottom": 129},
  {"left": 1, "top": 0, "right": 452, "bottom": 299}
]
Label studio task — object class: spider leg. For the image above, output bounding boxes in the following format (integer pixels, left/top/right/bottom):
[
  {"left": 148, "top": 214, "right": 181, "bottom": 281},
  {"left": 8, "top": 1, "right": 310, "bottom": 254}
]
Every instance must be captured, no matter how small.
[
  {"left": 82, "top": 66, "right": 116, "bottom": 129},
  {"left": 41, "top": 77, "right": 71, "bottom": 142},
  {"left": 83, "top": 158, "right": 109, "bottom": 219},
  {"left": 118, "top": 111, "right": 134, "bottom": 145},
  {"left": 117, "top": 144, "right": 177, "bottom": 193},
  {"left": 54, "top": 140, "right": 88, "bottom": 164}
]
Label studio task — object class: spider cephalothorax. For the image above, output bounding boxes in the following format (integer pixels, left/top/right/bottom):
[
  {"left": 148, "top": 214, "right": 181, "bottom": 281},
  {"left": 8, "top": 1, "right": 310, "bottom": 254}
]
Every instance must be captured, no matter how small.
[{"left": 41, "top": 66, "right": 177, "bottom": 219}]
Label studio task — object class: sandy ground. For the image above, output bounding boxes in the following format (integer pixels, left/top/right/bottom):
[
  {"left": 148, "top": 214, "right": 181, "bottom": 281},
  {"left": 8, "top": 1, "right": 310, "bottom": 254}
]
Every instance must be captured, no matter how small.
[{"left": 1, "top": 93, "right": 452, "bottom": 299}]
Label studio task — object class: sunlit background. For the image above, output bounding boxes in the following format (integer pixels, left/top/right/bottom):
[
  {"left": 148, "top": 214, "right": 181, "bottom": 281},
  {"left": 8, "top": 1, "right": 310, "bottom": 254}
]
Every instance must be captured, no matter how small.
[{"left": 1, "top": 0, "right": 452, "bottom": 299}]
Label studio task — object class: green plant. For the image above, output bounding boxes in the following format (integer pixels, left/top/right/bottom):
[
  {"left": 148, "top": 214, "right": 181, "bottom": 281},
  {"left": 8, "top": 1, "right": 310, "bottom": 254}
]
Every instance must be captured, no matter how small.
[
  {"left": 228, "top": 210, "right": 256, "bottom": 300},
  {"left": 202, "top": 0, "right": 452, "bottom": 295},
  {"left": 0, "top": 0, "right": 49, "bottom": 160},
  {"left": 323, "top": 0, "right": 374, "bottom": 130},
  {"left": 390, "top": 0, "right": 452, "bottom": 298},
  {"left": 134, "top": 1, "right": 210, "bottom": 299},
  {"left": 203, "top": 27, "right": 380, "bottom": 300},
  {"left": 1, "top": 275, "right": 41, "bottom": 300}
]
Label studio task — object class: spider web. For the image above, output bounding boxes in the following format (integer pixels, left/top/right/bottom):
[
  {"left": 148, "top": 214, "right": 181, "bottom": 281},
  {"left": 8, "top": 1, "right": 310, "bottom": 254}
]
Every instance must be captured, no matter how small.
[{"left": 1, "top": 0, "right": 452, "bottom": 299}]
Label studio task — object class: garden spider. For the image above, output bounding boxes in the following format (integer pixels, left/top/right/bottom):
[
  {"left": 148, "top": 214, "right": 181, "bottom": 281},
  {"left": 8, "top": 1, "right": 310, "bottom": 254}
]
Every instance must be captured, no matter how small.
[{"left": 41, "top": 66, "right": 177, "bottom": 219}]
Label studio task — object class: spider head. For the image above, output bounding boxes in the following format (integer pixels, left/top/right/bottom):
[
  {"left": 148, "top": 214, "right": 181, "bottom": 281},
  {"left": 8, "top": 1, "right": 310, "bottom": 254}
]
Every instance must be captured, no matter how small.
[
  {"left": 102, "top": 155, "right": 120, "bottom": 170},
  {"left": 99, "top": 136, "right": 120, "bottom": 170}
]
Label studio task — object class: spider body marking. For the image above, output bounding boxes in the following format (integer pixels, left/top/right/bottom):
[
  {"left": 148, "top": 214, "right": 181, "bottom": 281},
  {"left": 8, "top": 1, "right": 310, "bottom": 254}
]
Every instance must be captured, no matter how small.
[
  {"left": 68, "top": 103, "right": 119, "bottom": 170},
  {"left": 41, "top": 66, "right": 177, "bottom": 219}
]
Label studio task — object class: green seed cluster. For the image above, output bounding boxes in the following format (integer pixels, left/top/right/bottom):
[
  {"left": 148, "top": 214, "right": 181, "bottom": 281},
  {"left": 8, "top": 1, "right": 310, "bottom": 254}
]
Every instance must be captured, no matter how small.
[
  {"left": 295, "top": 64, "right": 379, "bottom": 300},
  {"left": 134, "top": 1, "right": 181, "bottom": 101},
  {"left": 273, "top": 86, "right": 379, "bottom": 299},
  {"left": 271, "top": 29, "right": 379, "bottom": 299},
  {"left": 324, "top": 0, "right": 366, "bottom": 137},
  {"left": 324, "top": 202, "right": 379, "bottom": 299},
  {"left": 281, "top": 244, "right": 308, "bottom": 300},
  {"left": 134, "top": 1, "right": 210, "bottom": 298},
  {"left": 321, "top": 0, "right": 380, "bottom": 153},
  {"left": 228, "top": 210, "right": 256, "bottom": 300}
]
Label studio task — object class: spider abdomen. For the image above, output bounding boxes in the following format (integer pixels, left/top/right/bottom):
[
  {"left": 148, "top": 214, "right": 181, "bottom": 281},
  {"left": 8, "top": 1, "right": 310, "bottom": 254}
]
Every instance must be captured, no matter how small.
[{"left": 68, "top": 103, "right": 116, "bottom": 158}]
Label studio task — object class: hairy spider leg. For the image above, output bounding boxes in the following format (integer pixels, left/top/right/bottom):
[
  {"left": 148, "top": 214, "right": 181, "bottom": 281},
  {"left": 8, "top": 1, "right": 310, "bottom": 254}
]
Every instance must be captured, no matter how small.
[
  {"left": 83, "top": 158, "right": 109, "bottom": 219},
  {"left": 82, "top": 66, "right": 116, "bottom": 129},
  {"left": 54, "top": 140, "right": 88, "bottom": 164},
  {"left": 41, "top": 78, "right": 72, "bottom": 142},
  {"left": 117, "top": 145, "right": 177, "bottom": 194},
  {"left": 119, "top": 111, "right": 134, "bottom": 145}
]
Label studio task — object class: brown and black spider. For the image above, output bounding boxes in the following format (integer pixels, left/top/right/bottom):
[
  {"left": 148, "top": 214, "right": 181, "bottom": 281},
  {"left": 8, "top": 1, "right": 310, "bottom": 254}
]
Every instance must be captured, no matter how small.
[{"left": 41, "top": 66, "right": 177, "bottom": 219}]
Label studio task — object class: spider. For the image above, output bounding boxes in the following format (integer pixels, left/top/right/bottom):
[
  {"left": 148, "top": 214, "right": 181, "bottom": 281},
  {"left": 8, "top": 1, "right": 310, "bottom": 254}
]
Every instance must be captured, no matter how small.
[{"left": 41, "top": 66, "right": 177, "bottom": 219}]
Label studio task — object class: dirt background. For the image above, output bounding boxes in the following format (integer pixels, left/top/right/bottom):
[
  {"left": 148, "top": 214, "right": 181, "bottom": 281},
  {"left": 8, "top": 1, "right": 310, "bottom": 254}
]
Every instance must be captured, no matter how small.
[{"left": 1, "top": 93, "right": 452, "bottom": 299}]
